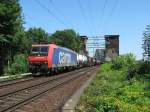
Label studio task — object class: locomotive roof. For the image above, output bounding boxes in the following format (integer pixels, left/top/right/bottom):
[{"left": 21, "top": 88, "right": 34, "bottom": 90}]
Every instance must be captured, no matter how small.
[
  {"left": 31, "top": 44, "right": 77, "bottom": 54},
  {"left": 32, "top": 44, "right": 52, "bottom": 47}
]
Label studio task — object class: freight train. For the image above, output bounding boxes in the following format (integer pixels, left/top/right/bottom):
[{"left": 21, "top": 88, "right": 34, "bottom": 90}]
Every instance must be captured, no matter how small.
[{"left": 28, "top": 44, "right": 100, "bottom": 75}]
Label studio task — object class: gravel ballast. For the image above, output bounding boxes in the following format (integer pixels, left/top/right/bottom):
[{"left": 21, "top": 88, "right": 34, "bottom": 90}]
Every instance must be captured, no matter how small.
[{"left": 14, "top": 67, "right": 98, "bottom": 112}]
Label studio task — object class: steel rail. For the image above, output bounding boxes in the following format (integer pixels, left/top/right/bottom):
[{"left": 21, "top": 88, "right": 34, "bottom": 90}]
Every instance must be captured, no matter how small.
[{"left": 0, "top": 67, "right": 96, "bottom": 112}]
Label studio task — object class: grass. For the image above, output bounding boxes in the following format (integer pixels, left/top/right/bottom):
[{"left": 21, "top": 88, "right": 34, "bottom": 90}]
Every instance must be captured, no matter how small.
[
  {"left": 76, "top": 62, "right": 150, "bottom": 112},
  {"left": 0, "top": 73, "right": 30, "bottom": 82}
]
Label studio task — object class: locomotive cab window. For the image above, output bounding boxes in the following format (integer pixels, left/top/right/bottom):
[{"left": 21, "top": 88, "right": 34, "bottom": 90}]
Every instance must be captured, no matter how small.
[
  {"left": 40, "top": 47, "right": 48, "bottom": 56},
  {"left": 30, "top": 46, "right": 48, "bottom": 56},
  {"left": 30, "top": 47, "right": 39, "bottom": 56}
]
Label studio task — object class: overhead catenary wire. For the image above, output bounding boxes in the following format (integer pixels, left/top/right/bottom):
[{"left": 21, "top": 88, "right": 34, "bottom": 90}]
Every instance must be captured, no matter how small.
[
  {"left": 77, "top": 0, "right": 92, "bottom": 35},
  {"left": 87, "top": 0, "right": 96, "bottom": 36},
  {"left": 88, "top": 0, "right": 107, "bottom": 56},
  {"left": 34, "top": 0, "right": 68, "bottom": 27},
  {"left": 86, "top": 0, "right": 99, "bottom": 56},
  {"left": 97, "top": 0, "right": 108, "bottom": 35},
  {"left": 23, "top": 13, "right": 34, "bottom": 27},
  {"left": 101, "top": 0, "right": 119, "bottom": 34},
  {"left": 77, "top": 0, "right": 87, "bottom": 24},
  {"left": 23, "top": 13, "right": 44, "bottom": 28},
  {"left": 108, "top": 0, "right": 119, "bottom": 21},
  {"left": 48, "top": 0, "right": 74, "bottom": 28}
]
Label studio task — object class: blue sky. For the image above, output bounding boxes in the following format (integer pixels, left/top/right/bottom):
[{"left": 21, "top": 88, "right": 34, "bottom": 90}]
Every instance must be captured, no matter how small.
[{"left": 20, "top": 0, "right": 150, "bottom": 59}]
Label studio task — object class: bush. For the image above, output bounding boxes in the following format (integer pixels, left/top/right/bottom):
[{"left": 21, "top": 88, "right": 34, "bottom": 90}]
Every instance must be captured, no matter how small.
[
  {"left": 111, "top": 53, "right": 136, "bottom": 70},
  {"left": 126, "top": 61, "right": 150, "bottom": 80},
  {"left": 137, "top": 61, "right": 150, "bottom": 79},
  {"left": 111, "top": 53, "right": 138, "bottom": 79},
  {"left": 4, "top": 54, "right": 28, "bottom": 75},
  {"left": 77, "top": 55, "right": 150, "bottom": 112}
]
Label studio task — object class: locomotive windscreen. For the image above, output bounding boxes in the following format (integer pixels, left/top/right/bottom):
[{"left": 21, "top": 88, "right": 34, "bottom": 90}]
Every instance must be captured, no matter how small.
[{"left": 30, "top": 46, "right": 48, "bottom": 56}]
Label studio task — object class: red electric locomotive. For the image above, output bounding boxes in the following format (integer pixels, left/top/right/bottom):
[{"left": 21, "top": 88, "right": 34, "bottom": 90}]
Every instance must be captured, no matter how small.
[{"left": 28, "top": 44, "right": 77, "bottom": 75}]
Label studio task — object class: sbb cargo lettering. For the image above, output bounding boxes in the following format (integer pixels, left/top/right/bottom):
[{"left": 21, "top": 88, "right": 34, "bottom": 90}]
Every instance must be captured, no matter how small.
[{"left": 59, "top": 52, "right": 71, "bottom": 64}]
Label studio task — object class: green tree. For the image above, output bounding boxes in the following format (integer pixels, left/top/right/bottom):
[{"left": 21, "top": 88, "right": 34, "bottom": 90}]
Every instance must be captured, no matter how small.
[
  {"left": 0, "top": 0, "right": 27, "bottom": 74},
  {"left": 49, "top": 29, "right": 81, "bottom": 51},
  {"left": 142, "top": 25, "right": 150, "bottom": 61},
  {"left": 26, "top": 27, "right": 49, "bottom": 44}
]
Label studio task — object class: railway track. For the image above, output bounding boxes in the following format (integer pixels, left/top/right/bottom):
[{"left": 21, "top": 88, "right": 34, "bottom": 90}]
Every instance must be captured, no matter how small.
[
  {"left": 0, "top": 68, "right": 87, "bottom": 90},
  {"left": 0, "top": 68, "right": 88, "bottom": 97},
  {"left": 0, "top": 77, "right": 35, "bottom": 89},
  {"left": 0, "top": 67, "right": 96, "bottom": 112}
]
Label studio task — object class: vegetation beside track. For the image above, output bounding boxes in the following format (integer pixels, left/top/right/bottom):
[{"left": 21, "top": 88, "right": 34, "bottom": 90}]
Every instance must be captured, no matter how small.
[
  {"left": 0, "top": 1, "right": 82, "bottom": 76},
  {"left": 77, "top": 54, "right": 150, "bottom": 112}
]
